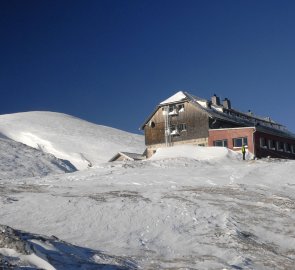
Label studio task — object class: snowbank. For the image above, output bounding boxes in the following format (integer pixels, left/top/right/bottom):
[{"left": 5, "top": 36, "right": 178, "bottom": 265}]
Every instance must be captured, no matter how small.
[
  {"left": 0, "top": 137, "right": 76, "bottom": 179},
  {"left": 149, "top": 144, "right": 243, "bottom": 162},
  {"left": 0, "top": 111, "right": 144, "bottom": 170}
]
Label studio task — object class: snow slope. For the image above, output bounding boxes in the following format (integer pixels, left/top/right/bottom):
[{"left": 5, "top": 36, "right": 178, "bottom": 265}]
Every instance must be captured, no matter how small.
[
  {"left": 0, "top": 224, "right": 136, "bottom": 270},
  {"left": 0, "top": 137, "right": 76, "bottom": 179},
  {"left": 1, "top": 145, "right": 295, "bottom": 269},
  {"left": 0, "top": 112, "right": 144, "bottom": 170}
]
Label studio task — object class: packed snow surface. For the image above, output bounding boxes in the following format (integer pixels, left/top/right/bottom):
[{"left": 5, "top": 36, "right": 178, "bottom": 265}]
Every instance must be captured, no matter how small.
[
  {"left": 1, "top": 145, "right": 295, "bottom": 269},
  {"left": 0, "top": 112, "right": 144, "bottom": 170}
]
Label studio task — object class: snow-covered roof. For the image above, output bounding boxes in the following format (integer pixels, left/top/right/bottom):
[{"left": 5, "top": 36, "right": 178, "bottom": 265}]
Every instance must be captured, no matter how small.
[
  {"left": 160, "top": 91, "right": 188, "bottom": 105},
  {"left": 109, "top": 152, "right": 145, "bottom": 162}
]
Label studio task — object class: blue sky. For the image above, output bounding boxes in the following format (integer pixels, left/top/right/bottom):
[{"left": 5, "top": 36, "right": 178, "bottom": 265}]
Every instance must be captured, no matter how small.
[{"left": 1, "top": 0, "right": 295, "bottom": 134}]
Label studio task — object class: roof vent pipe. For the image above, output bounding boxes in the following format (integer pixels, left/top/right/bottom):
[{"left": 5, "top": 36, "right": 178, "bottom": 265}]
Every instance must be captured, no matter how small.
[
  {"left": 223, "top": 98, "right": 231, "bottom": 109},
  {"left": 211, "top": 94, "right": 220, "bottom": 106}
]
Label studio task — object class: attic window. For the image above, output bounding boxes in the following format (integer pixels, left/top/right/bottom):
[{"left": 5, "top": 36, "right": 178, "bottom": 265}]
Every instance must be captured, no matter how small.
[
  {"left": 168, "top": 105, "right": 178, "bottom": 115},
  {"left": 169, "top": 105, "right": 175, "bottom": 112},
  {"left": 150, "top": 121, "right": 155, "bottom": 128},
  {"left": 177, "top": 104, "right": 185, "bottom": 112}
]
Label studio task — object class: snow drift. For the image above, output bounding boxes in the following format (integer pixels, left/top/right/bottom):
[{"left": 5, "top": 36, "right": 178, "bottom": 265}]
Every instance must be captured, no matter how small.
[
  {"left": 0, "top": 137, "right": 76, "bottom": 179},
  {"left": 150, "top": 144, "right": 247, "bottom": 161},
  {"left": 0, "top": 112, "right": 144, "bottom": 170}
]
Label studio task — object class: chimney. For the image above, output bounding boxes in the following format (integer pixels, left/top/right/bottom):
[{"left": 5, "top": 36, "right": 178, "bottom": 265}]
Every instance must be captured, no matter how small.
[
  {"left": 211, "top": 94, "right": 220, "bottom": 106},
  {"left": 223, "top": 98, "right": 231, "bottom": 109}
]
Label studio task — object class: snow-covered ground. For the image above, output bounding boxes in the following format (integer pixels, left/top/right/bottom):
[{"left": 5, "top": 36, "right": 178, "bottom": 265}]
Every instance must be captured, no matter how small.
[
  {"left": 0, "top": 111, "right": 144, "bottom": 170},
  {"left": 0, "top": 137, "right": 76, "bottom": 179},
  {"left": 0, "top": 113, "right": 294, "bottom": 269}
]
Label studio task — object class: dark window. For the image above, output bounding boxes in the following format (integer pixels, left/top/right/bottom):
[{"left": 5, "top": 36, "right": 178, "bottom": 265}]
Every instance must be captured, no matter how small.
[
  {"left": 169, "top": 105, "right": 175, "bottom": 112},
  {"left": 177, "top": 123, "right": 187, "bottom": 132},
  {"left": 260, "top": 138, "right": 267, "bottom": 148},
  {"left": 150, "top": 121, "right": 155, "bottom": 128},
  {"left": 170, "top": 125, "right": 179, "bottom": 136},
  {"left": 285, "top": 143, "right": 291, "bottom": 152},
  {"left": 278, "top": 141, "right": 284, "bottom": 151},
  {"left": 233, "top": 137, "right": 248, "bottom": 147},
  {"left": 268, "top": 139, "right": 276, "bottom": 150},
  {"left": 177, "top": 104, "right": 185, "bottom": 112},
  {"left": 214, "top": 139, "right": 228, "bottom": 147}
]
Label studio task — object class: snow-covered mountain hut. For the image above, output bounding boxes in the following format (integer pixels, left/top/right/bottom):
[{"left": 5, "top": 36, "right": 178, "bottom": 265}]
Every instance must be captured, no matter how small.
[{"left": 141, "top": 91, "right": 295, "bottom": 159}]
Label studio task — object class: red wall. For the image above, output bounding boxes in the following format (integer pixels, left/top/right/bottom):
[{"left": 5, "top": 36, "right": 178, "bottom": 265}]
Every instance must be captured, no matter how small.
[
  {"left": 209, "top": 127, "right": 295, "bottom": 159},
  {"left": 208, "top": 128, "right": 255, "bottom": 154}
]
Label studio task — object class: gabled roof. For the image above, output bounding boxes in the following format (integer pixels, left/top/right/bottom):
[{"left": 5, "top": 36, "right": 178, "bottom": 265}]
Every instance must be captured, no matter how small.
[
  {"left": 140, "top": 91, "right": 295, "bottom": 139},
  {"left": 109, "top": 152, "right": 145, "bottom": 162},
  {"left": 160, "top": 91, "right": 188, "bottom": 105}
]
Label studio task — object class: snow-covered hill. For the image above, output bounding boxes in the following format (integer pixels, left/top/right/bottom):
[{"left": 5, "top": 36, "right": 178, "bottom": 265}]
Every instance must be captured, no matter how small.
[
  {"left": 0, "top": 112, "right": 144, "bottom": 170},
  {"left": 1, "top": 145, "right": 295, "bottom": 269},
  {"left": 0, "top": 137, "right": 76, "bottom": 179}
]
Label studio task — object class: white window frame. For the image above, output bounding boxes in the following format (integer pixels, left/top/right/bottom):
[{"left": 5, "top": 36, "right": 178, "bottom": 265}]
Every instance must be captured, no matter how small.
[
  {"left": 233, "top": 137, "right": 248, "bottom": 148},
  {"left": 214, "top": 139, "right": 228, "bottom": 147}
]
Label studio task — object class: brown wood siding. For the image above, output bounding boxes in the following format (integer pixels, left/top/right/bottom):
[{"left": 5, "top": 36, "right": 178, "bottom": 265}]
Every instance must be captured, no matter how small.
[{"left": 144, "top": 102, "right": 209, "bottom": 146}]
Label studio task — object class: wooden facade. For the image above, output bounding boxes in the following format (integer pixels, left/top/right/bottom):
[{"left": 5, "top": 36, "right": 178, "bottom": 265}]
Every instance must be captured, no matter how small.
[{"left": 144, "top": 102, "right": 209, "bottom": 146}]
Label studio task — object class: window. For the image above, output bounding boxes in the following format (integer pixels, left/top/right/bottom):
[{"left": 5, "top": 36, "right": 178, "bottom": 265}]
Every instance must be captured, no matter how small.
[
  {"left": 177, "top": 123, "right": 187, "bottom": 132},
  {"left": 214, "top": 139, "right": 228, "bottom": 147},
  {"left": 277, "top": 141, "right": 284, "bottom": 152},
  {"left": 177, "top": 104, "right": 185, "bottom": 112},
  {"left": 233, "top": 137, "right": 248, "bottom": 148},
  {"left": 150, "top": 121, "right": 155, "bottom": 128},
  {"left": 285, "top": 143, "right": 291, "bottom": 153},
  {"left": 169, "top": 105, "right": 175, "bottom": 112},
  {"left": 268, "top": 139, "right": 276, "bottom": 150},
  {"left": 170, "top": 125, "right": 179, "bottom": 136},
  {"left": 260, "top": 137, "right": 267, "bottom": 148}
]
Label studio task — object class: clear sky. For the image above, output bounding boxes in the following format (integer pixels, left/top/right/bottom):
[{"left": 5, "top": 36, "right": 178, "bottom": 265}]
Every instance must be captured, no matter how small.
[{"left": 1, "top": 0, "right": 295, "bottom": 134}]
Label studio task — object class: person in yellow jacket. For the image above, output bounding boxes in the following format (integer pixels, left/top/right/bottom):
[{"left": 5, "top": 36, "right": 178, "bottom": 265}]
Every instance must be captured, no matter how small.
[{"left": 242, "top": 144, "right": 246, "bottom": 160}]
